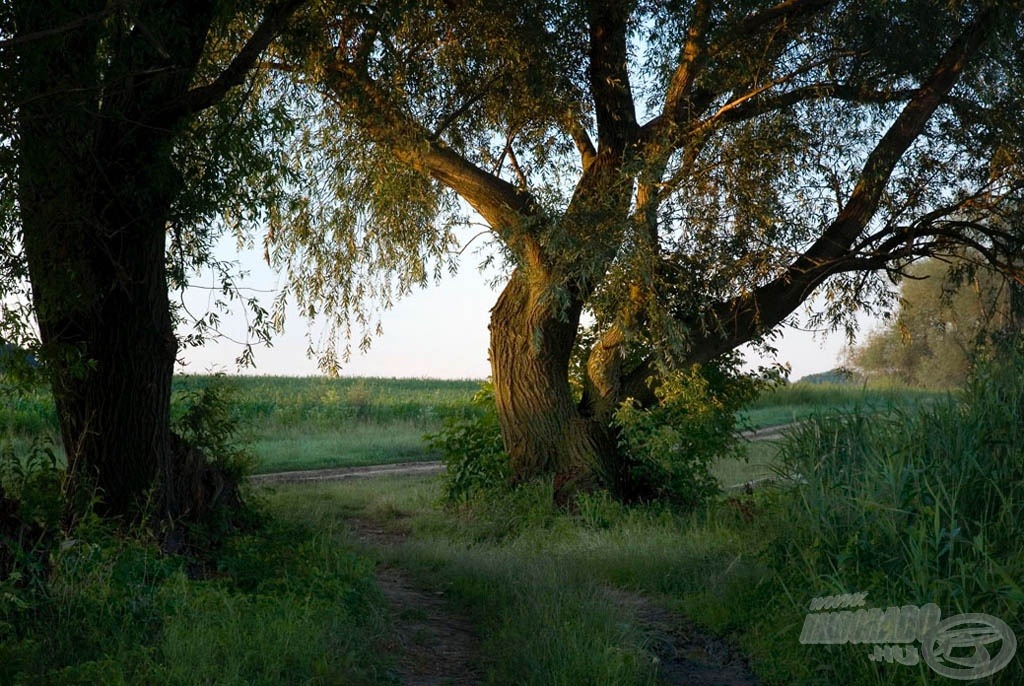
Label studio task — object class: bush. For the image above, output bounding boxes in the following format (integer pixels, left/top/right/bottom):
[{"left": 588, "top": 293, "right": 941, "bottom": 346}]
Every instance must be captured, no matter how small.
[
  {"left": 612, "top": 357, "right": 774, "bottom": 509},
  {"left": 171, "top": 375, "right": 256, "bottom": 484},
  {"left": 427, "top": 380, "right": 511, "bottom": 504}
]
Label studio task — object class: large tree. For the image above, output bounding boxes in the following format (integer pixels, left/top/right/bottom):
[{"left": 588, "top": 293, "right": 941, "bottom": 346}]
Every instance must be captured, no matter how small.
[
  {"left": 270, "top": 0, "right": 1024, "bottom": 495},
  {"left": 1, "top": 0, "right": 305, "bottom": 520}
]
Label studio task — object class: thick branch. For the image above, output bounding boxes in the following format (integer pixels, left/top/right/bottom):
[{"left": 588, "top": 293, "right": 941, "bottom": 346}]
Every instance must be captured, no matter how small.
[
  {"left": 662, "top": 0, "right": 712, "bottom": 124},
  {"left": 587, "top": 0, "right": 638, "bottom": 153},
  {"left": 166, "top": 0, "right": 307, "bottom": 121},
  {"left": 324, "top": 66, "right": 542, "bottom": 261}
]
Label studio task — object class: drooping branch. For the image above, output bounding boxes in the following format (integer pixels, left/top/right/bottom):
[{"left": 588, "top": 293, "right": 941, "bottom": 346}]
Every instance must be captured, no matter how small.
[{"left": 321, "top": 63, "right": 543, "bottom": 263}]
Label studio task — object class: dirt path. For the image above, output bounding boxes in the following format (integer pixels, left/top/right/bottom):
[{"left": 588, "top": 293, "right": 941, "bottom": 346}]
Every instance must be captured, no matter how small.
[
  {"left": 255, "top": 423, "right": 794, "bottom": 683},
  {"left": 250, "top": 422, "right": 799, "bottom": 486},
  {"left": 376, "top": 564, "right": 482, "bottom": 685},
  {"left": 606, "top": 587, "right": 760, "bottom": 685},
  {"left": 250, "top": 460, "right": 444, "bottom": 485},
  {"left": 346, "top": 518, "right": 483, "bottom": 686}
]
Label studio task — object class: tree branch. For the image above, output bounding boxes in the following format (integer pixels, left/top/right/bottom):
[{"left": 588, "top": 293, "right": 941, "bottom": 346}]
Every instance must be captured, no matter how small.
[
  {"left": 167, "top": 0, "right": 307, "bottom": 121},
  {"left": 323, "top": 64, "right": 542, "bottom": 260},
  {"left": 586, "top": 0, "right": 638, "bottom": 154},
  {"left": 679, "top": 7, "right": 1000, "bottom": 363}
]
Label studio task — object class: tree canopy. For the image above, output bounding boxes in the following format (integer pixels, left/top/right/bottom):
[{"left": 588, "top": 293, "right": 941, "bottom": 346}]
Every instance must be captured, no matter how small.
[
  {"left": 849, "top": 256, "right": 1017, "bottom": 388},
  {"left": 264, "top": 0, "right": 1024, "bottom": 492}
]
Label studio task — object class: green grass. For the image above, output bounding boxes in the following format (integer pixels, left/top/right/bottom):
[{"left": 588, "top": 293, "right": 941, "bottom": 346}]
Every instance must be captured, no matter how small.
[
  {"left": 713, "top": 438, "right": 780, "bottom": 488},
  {"left": 251, "top": 422, "right": 437, "bottom": 473},
  {"left": 2, "top": 375, "right": 482, "bottom": 473},
  {"left": 266, "top": 476, "right": 739, "bottom": 685},
  {"left": 3, "top": 375, "right": 937, "bottom": 478},
  {"left": 1, "top": 511, "right": 393, "bottom": 685},
  {"left": 5, "top": 364, "right": 1018, "bottom": 684}
]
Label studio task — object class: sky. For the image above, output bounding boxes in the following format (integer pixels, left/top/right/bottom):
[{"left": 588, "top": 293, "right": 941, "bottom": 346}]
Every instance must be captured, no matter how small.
[{"left": 175, "top": 234, "right": 876, "bottom": 382}]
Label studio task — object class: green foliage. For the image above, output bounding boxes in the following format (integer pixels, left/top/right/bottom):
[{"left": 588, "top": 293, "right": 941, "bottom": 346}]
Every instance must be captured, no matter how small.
[
  {"left": 0, "top": 436, "right": 62, "bottom": 533},
  {"left": 739, "top": 380, "right": 941, "bottom": 429},
  {"left": 1, "top": 503, "right": 388, "bottom": 684},
  {"left": 171, "top": 375, "right": 255, "bottom": 483},
  {"left": 427, "top": 380, "right": 511, "bottom": 504},
  {"left": 797, "top": 367, "right": 861, "bottom": 385},
  {"left": 612, "top": 358, "right": 776, "bottom": 509},
  {"left": 849, "top": 257, "right": 1014, "bottom": 388}
]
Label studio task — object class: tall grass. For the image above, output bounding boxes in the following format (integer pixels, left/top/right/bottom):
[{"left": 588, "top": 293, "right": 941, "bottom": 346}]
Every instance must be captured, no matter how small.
[
  {"left": 739, "top": 382, "right": 942, "bottom": 429},
  {"left": 1, "top": 511, "right": 391, "bottom": 684},
  {"left": 762, "top": 353, "right": 1024, "bottom": 684}
]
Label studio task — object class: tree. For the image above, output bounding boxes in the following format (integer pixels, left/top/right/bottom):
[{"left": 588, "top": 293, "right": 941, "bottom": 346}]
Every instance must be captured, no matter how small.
[
  {"left": 267, "top": 1, "right": 1024, "bottom": 496},
  {"left": 1, "top": 0, "right": 306, "bottom": 521},
  {"left": 851, "top": 256, "right": 1015, "bottom": 388}
]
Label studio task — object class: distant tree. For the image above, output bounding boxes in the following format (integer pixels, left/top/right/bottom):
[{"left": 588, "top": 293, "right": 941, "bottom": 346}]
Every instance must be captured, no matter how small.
[
  {"left": 268, "top": 1, "right": 1024, "bottom": 496},
  {"left": 849, "top": 257, "right": 1012, "bottom": 388},
  {"left": 797, "top": 368, "right": 860, "bottom": 386},
  {"left": 1, "top": 0, "right": 306, "bottom": 522}
]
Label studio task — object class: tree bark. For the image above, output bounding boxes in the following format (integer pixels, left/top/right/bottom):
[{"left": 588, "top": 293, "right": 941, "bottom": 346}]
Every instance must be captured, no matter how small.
[
  {"left": 17, "top": 103, "right": 181, "bottom": 520},
  {"left": 488, "top": 271, "right": 614, "bottom": 495},
  {"left": 12, "top": 0, "right": 224, "bottom": 522}
]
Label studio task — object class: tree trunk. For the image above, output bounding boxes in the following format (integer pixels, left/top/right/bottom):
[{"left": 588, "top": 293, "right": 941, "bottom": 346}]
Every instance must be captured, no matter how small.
[
  {"left": 19, "top": 144, "right": 181, "bottom": 520},
  {"left": 12, "top": 0, "right": 230, "bottom": 524},
  {"left": 488, "top": 271, "right": 615, "bottom": 496}
]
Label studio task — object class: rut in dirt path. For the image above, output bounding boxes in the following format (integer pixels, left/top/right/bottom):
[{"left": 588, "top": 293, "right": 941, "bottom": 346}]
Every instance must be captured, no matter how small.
[
  {"left": 348, "top": 519, "right": 483, "bottom": 686},
  {"left": 606, "top": 587, "right": 760, "bottom": 686}
]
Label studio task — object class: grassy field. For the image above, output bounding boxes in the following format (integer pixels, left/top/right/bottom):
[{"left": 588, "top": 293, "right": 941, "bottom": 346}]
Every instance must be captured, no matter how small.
[
  {"left": 738, "top": 381, "right": 943, "bottom": 429},
  {"left": 1, "top": 375, "right": 482, "bottom": 473},
  {"left": 2, "top": 375, "right": 940, "bottom": 478}
]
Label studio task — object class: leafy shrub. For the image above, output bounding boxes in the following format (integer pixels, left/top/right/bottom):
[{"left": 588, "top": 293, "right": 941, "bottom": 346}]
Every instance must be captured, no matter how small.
[
  {"left": 427, "top": 380, "right": 511, "bottom": 503},
  {"left": 169, "top": 376, "right": 265, "bottom": 551},
  {"left": 612, "top": 357, "right": 774, "bottom": 509},
  {"left": 171, "top": 375, "right": 255, "bottom": 483}
]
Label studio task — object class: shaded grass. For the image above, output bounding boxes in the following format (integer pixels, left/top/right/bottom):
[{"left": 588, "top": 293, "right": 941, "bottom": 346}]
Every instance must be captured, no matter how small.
[
  {"left": 252, "top": 421, "right": 437, "bottom": 473},
  {"left": 1, "top": 512, "right": 392, "bottom": 685},
  {"left": 264, "top": 475, "right": 765, "bottom": 685},
  {"left": 739, "top": 381, "right": 941, "bottom": 429},
  {"left": 713, "top": 438, "right": 780, "bottom": 488}
]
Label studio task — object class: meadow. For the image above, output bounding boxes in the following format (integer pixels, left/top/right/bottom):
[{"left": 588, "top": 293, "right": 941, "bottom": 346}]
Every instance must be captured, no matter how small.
[
  {"left": 2, "top": 374, "right": 941, "bottom": 480},
  {"left": 3, "top": 370, "right": 1019, "bottom": 684}
]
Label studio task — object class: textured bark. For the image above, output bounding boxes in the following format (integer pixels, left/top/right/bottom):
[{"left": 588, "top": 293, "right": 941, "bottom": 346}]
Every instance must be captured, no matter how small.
[
  {"left": 18, "top": 95, "right": 182, "bottom": 518},
  {"left": 13, "top": 0, "right": 235, "bottom": 522},
  {"left": 488, "top": 271, "right": 614, "bottom": 494}
]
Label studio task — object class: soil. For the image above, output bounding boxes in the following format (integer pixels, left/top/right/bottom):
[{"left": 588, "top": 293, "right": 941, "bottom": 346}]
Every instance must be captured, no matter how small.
[{"left": 606, "top": 587, "right": 761, "bottom": 685}]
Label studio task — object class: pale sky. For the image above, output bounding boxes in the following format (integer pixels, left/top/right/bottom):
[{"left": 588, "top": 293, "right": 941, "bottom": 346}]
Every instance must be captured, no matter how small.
[{"left": 175, "top": 233, "right": 871, "bottom": 382}]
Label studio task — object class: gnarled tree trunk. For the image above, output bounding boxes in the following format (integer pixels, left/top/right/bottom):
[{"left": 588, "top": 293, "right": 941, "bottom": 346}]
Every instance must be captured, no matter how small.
[{"left": 488, "top": 271, "right": 619, "bottom": 496}]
